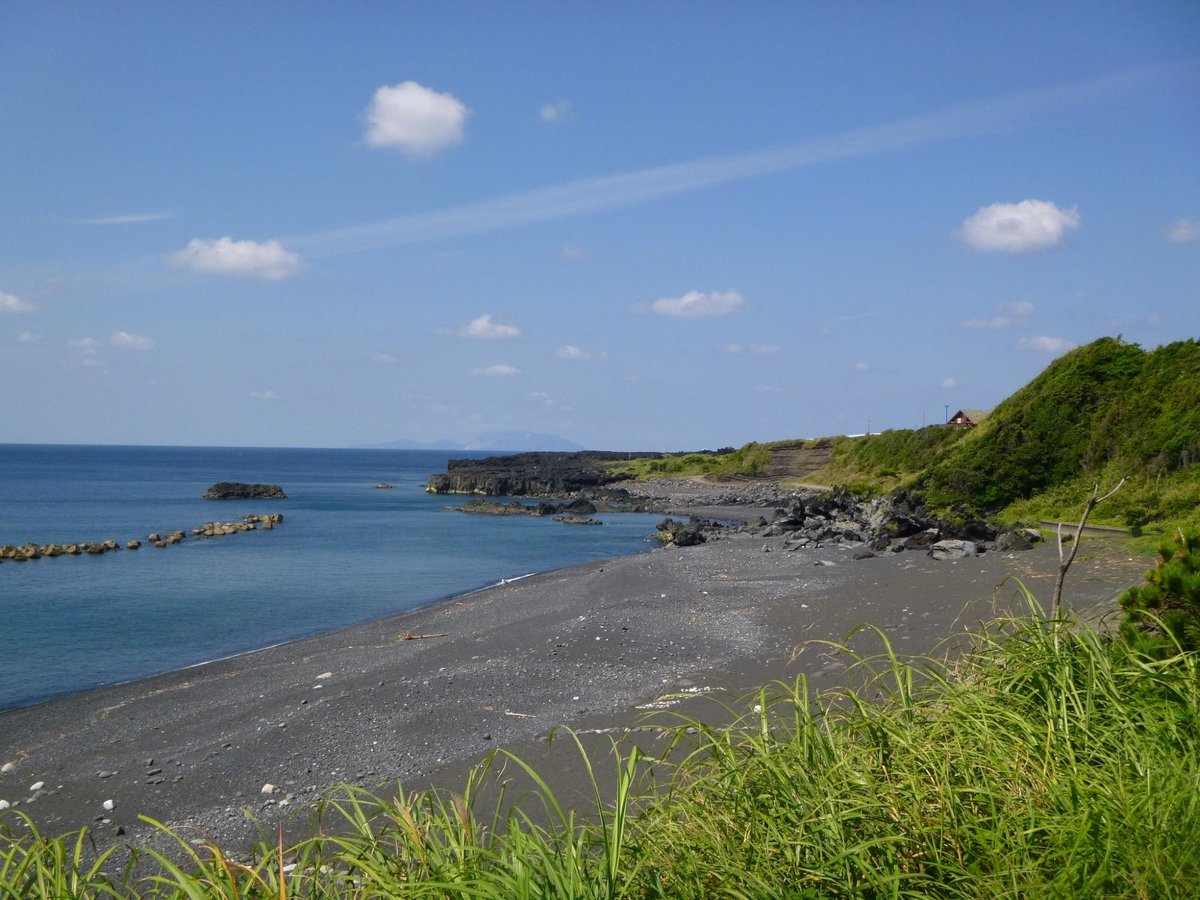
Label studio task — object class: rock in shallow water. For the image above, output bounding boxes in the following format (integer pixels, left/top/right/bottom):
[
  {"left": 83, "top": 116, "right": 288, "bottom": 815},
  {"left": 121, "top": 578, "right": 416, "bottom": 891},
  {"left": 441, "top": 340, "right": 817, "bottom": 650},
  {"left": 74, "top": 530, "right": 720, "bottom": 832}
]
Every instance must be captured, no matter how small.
[{"left": 203, "top": 482, "right": 286, "bottom": 500}]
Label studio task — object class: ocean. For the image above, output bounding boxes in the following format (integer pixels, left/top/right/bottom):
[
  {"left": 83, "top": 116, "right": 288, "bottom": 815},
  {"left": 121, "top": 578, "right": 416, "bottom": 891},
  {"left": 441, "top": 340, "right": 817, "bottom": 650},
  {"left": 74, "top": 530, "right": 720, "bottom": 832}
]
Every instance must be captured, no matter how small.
[{"left": 0, "top": 445, "right": 661, "bottom": 712}]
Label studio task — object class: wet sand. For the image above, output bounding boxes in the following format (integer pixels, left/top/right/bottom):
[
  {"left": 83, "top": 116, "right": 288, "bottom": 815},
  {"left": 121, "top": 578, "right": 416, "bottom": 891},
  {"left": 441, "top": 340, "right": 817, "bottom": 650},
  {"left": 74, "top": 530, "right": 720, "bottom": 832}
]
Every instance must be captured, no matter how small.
[{"left": 0, "top": 510, "right": 1149, "bottom": 856}]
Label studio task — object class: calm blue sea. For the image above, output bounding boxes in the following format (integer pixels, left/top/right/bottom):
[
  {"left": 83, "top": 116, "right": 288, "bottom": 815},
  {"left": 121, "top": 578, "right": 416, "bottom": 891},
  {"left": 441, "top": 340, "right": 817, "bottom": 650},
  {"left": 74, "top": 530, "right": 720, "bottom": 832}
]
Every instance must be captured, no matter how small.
[{"left": 0, "top": 445, "right": 661, "bottom": 712}]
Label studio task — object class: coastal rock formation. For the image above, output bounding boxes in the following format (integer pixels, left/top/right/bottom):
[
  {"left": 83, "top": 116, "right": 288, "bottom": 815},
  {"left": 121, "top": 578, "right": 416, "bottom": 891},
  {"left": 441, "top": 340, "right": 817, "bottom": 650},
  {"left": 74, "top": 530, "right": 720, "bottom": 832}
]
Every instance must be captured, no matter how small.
[
  {"left": 455, "top": 497, "right": 602, "bottom": 524},
  {"left": 426, "top": 451, "right": 659, "bottom": 496},
  {"left": 202, "top": 482, "right": 286, "bottom": 500}
]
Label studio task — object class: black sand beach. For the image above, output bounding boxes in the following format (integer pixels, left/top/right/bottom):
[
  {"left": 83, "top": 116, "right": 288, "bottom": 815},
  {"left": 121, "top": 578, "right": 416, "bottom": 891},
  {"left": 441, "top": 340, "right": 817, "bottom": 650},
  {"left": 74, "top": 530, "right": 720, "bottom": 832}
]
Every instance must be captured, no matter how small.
[{"left": 0, "top": 487, "right": 1150, "bottom": 857}]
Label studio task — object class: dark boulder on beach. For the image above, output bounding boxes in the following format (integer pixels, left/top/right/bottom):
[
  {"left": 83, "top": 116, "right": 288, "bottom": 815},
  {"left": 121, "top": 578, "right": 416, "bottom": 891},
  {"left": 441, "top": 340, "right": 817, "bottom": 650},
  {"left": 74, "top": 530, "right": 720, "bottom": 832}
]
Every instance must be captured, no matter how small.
[{"left": 202, "top": 482, "right": 287, "bottom": 500}]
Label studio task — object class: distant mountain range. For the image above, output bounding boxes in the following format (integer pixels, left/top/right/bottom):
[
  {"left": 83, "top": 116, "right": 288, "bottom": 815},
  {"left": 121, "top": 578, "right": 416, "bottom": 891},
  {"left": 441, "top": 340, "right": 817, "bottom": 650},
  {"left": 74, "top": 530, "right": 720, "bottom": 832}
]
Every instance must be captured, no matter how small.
[{"left": 356, "top": 431, "right": 586, "bottom": 452}]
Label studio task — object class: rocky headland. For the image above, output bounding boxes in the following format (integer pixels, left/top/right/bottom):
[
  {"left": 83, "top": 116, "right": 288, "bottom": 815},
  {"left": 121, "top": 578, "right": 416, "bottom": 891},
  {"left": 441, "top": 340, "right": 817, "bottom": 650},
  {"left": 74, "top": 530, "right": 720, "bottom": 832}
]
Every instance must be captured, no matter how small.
[
  {"left": 430, "top": 453, "right": 1040, "bottom": 562},
  {"left": 425, "top": 451, "right": 661, "bottom": 496}
]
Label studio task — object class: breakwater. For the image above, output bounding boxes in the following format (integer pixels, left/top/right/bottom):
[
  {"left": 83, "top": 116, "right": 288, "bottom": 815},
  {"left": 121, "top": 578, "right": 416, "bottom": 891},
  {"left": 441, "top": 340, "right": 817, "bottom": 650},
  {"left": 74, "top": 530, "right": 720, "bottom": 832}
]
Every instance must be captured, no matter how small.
[{"left": 0, "top": 513, "right": 283, "bottom": 562}]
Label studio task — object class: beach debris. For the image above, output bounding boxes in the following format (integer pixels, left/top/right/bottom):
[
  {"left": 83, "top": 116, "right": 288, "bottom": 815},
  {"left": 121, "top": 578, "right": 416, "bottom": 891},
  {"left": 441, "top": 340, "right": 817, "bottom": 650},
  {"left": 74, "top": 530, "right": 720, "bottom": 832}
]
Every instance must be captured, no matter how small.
[
  {"left": 400, "top": 631, "right": 448, "bottom": 641},
  {"left": 29, "top": 781, "right": 44, "bottom": 792},
  {"left": 504, "top": 710, "right": 536, "bottom": 718},
  {"left": 316, "top": 672, "right": 332, "bottom": 680},
  {"left": 102, "top": 799, "right": 114, "bottom": 811}
]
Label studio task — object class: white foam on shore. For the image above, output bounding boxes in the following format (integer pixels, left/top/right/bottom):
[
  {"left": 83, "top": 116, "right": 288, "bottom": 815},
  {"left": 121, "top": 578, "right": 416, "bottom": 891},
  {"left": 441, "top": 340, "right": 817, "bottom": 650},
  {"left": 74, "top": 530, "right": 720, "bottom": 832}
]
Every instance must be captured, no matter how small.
[{"left": 498, "top": 572, "right": 536, "bottom": 585}]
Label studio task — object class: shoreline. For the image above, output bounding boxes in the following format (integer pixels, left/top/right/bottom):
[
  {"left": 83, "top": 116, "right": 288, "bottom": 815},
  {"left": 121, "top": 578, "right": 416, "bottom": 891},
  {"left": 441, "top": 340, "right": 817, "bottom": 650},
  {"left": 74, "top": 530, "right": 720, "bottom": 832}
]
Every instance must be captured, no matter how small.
[{"left": 0, "top": 514, "right": 1150, "bottom": 857}]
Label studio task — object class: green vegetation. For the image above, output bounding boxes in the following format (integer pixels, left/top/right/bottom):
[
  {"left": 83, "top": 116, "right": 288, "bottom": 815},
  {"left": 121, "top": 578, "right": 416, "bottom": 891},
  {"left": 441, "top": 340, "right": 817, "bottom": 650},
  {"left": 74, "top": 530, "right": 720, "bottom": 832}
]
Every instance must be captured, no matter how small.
[
  {"left": 1121, "top": 527, "right": 1200, "bottom": 656},
  {"left": 922, "top": 337, "right": 1200, "bottom": 514},
  {"left": 602, "top": 338, "right": 1199, "bottom": 530},
  {"left": 605, "top": 442, "right": 772, "bottom": 479},
  {"left": 6, "top": 589, "right": 1200, "bottom": 898},
  {"left": 804, "top": 426, "right": 967, "bottom": 492},
  {"left": 803, "top": 337, "right": 1200, "bottom": 530}
]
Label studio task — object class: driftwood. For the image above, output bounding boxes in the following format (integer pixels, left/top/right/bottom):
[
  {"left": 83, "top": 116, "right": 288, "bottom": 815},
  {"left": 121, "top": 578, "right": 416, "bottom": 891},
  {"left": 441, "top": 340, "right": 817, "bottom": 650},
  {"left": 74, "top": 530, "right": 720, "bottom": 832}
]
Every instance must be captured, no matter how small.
[{"left": 1052, "top": 477, "right": 1126, "bottom": 615}]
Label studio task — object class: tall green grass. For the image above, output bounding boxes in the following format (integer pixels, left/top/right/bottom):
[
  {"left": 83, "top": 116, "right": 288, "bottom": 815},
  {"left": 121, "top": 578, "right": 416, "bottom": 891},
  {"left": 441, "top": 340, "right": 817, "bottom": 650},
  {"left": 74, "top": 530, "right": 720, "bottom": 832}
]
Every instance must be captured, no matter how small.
[{"left": 4, "top": 587, "right": 1199, "bottom": 897}]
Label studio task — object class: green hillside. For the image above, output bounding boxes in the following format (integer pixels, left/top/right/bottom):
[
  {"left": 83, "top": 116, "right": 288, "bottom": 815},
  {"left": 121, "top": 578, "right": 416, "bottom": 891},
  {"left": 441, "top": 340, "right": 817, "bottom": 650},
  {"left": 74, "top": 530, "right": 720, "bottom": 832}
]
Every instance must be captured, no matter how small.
[
  {"left": 626, "top": 337, "right": 1199, "bottom": 529},
  {"left": 919, "top": 337, "right": 1200, "bottom": 523}
]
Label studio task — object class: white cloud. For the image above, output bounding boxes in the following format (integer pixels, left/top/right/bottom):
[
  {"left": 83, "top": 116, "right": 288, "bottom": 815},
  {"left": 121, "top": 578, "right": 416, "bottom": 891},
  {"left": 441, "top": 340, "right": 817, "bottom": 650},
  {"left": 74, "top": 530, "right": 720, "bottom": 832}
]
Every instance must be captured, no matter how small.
[
  {"left": 1018, "top": 335, "right": 1075, "bottom": 353},
  {"left": 69, "top": 212, "right": 174, "bottom": 225},
  {"left": 961, "top": 300, "right": 1035, "bottom": 329},
  {"left": 723, "top": 344, "right": 743, "bottom": 354},
  {"left": 648, "top": 290, "right": 745, "bottom": 317},
  {"left": 754, "top": 384, "right": 783, "bottom": 394},
  {"left": 111, "top": 331, "right": 153, "bottom": 350},
  {"left": 854, "top": 361, "right": 871, "bottom": 372},
  {"left": 556, "top": 344, "right": 606, "bottom": 361},
  {"left": 457, "top": 314, "right": 521, "bottom": 339},
  {"left": 1, "top": 291, "right": 35, "bottom": 313},
  {"left": 283, "top": 64, "right": 1182, "bottom": 258},
  {"left": 473, "top": 364, "right": 519, "bottom": 377},
  {"left": 18, "top": 331, "right": 42, "bottom": 344},
  {"left": 250, "top": 389, "right": 280, "bottom": 401},
  {"left": 539, "top": 101, "right": 572, "bottom": 122},
  {"left": 531, "top": 390, "right": 572, "bottom": 411},
  {"left": 371, "top": 352, "right": 400, "bottom": 365},
  {"left": 559, "top": 244, "right": 586, "bottom": 261},
  {"left": 941, "top": 377, "right": 957, "bottom": 389},
  {"left": 1166, "top": 218, "right": 1200, "bottom": 244},
  {"left": 168, "top": 236, "right": 304, "bottom": 280},
  {"left": 364, "top": 81, "right": 469, "bottom": 155},
  {"left": 68, "top": 337, "right": 101, "bottom": 354},
  {"left": 752, "top": 344, "right": 782, "bottom": 355},
  {"left": 959, "top": 200, "right": 1080, "bottom": 252}
]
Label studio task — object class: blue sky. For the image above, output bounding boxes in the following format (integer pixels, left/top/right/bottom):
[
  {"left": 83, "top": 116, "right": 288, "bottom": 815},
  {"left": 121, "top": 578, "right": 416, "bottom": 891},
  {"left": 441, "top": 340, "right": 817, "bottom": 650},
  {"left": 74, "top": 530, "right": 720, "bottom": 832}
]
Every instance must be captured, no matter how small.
[{"left": 2, "top": 2, "right": 1197, "bottom": 450}]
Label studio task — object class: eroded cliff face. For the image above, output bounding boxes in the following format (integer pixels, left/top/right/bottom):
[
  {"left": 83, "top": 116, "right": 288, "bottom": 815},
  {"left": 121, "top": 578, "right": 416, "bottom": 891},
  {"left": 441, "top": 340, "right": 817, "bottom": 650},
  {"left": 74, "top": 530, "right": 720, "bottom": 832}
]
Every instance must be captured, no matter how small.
[{"left": 425, "top": 451, "right": 657, "bottom": 496}]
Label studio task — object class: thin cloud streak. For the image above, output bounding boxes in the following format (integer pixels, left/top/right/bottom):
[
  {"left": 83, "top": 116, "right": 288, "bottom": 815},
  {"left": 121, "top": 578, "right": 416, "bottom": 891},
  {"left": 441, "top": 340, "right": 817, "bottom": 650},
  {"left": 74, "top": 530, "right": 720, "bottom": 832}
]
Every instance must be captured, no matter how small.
[
  {"left": 67, "top": 212, "right": 176, "bottom": 225},
  {"left": 285, "top": 62, "right": 1187, "bottom": 259}
]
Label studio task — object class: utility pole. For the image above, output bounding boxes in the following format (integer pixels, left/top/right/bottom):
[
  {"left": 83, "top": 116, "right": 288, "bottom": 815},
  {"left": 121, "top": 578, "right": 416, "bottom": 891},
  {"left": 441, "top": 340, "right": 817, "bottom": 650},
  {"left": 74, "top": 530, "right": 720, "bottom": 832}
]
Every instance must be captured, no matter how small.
[{"left": 944, "top": 404, "right": 949, "bottom": 425}]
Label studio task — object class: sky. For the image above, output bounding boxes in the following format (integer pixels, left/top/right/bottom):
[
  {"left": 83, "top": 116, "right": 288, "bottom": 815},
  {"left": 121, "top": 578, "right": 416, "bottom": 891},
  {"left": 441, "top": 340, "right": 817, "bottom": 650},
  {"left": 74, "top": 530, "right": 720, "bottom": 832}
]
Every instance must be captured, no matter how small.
[{"left": 2, "top": 2, "right": 1198, "bottom": 451}]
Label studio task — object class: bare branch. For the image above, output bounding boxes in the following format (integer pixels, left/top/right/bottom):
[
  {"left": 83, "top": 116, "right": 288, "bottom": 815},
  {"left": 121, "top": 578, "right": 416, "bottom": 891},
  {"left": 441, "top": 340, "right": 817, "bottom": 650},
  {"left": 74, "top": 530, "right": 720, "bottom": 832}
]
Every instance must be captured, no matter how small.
[{"left": 1052, "top": 477, "right": 1127, "bottom": 615}]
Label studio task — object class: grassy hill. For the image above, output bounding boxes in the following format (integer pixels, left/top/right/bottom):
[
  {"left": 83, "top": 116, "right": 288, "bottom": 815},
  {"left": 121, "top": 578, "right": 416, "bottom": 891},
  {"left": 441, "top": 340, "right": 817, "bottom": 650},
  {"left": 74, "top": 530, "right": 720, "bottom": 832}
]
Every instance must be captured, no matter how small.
[
  {"left": 613, "top": 337, "right": 1200, "bottom": 530},
  {"left": 919, "top": 337, "right": 1200, "bottom": 526}
]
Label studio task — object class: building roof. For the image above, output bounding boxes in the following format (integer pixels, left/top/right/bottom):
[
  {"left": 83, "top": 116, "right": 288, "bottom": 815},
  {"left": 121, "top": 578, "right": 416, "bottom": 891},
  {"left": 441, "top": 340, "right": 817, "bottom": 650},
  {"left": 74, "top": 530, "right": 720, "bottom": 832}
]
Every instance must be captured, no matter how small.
[{"left": 950, "top": 408, "right": 991, "bottom": 424}]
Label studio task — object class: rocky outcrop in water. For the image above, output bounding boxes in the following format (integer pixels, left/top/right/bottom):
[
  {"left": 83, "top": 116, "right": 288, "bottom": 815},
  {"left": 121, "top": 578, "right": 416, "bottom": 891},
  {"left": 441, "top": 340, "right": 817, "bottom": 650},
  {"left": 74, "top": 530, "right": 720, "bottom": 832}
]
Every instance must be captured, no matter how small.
[
  {"left": 203, "top": 482, "right": 287, "bottom": 500},
  {"left": 455, "top": 498, "right": 602, "bottom": 524}
]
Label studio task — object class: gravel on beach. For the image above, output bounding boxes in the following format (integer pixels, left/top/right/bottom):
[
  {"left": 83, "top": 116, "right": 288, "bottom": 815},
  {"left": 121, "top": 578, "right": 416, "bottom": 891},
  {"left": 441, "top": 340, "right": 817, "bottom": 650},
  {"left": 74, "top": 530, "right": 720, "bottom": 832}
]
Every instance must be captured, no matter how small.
[{"left": 0, "top": 491, "right": 1150, "bottom": 857}]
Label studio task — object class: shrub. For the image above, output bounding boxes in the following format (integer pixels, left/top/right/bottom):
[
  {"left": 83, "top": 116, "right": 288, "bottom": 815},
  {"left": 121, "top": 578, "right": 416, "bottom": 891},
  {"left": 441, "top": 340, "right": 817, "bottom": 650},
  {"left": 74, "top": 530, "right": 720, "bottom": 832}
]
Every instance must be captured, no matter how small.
[{"left": 1120, "top": 527, "right": 1200, "bottom": 655}]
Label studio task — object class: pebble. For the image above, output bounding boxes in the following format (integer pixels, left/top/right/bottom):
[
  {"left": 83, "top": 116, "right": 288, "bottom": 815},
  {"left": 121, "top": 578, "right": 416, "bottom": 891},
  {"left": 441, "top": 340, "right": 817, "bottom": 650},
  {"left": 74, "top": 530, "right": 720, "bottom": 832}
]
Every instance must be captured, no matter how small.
[
  {"left": 1, "top": 762, "right": 15, "bottom": 774},
  {"left": 261, "top": 783, "right": 276, "bottom": 795},
  {"left": 29, "top": 781, "right": 44, "bottom": 792},
  {"left": 102, "top": 799, "right": 114, "bottom": 811},
  {"left": 0, "top": 800, "right": 9, "bottom": 810}
]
